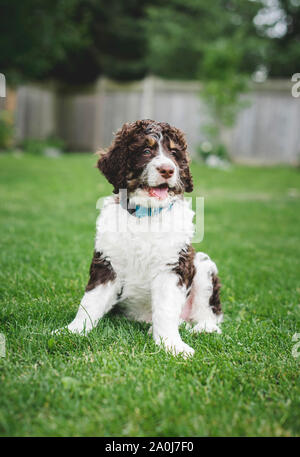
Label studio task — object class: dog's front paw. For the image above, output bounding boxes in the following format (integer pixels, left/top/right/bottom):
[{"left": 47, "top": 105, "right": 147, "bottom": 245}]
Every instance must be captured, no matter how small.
[
  {"left": 190, "top": 320, "right": 222, "bottom": 334},
  {"left": 157, "top": 337, "right": 195, "bottom": 358},
  {"left": 52, "top": 323, "right": 88, "bottom": 336},
  {"left": 171, "top": 341, "right": 195, "bottom": 358}
]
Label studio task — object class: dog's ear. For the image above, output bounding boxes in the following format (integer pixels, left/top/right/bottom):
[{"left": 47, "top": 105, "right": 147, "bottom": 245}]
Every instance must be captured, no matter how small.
[
  {"left": 97, "top": 120, "right": 155, "bottom": 193},
  {"left": 162, "top": 123, "right": 194, "bottom": 193},
  {"left": 97, "top": 123, "right": 131, "bottom": 193},
  {"left": 181, "top": 157, "right": 194, "bottom": 193},
  {"left": 174, "top": 128, "right": 193, "bottom": 193}
]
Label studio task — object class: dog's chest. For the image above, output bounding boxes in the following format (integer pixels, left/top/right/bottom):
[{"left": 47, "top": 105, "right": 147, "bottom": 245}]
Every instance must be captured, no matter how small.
[{"left": 94, "top": 197, "right": 194, "bottom": 296}]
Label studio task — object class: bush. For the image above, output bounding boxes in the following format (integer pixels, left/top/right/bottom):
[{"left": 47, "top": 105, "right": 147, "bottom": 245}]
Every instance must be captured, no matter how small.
[
  {"left": 21, "top": 136, "right": 65, "bottom": 155},
  {"left": 197, "top": 141, "right": 230, "bottom": 163},
  {"left": 198, "top": 39, "right": 250, "bottom": 164}
]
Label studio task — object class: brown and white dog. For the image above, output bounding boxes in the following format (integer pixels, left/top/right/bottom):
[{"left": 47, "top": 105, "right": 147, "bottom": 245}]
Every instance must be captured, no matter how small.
[{"left": 56, "top": 119, "right": 222, "bottom": 357}]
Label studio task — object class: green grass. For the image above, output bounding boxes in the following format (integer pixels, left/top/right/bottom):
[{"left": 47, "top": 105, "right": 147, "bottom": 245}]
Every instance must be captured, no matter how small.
[{"left": 0, "top": 152, "right": 299, "bottom": 437}]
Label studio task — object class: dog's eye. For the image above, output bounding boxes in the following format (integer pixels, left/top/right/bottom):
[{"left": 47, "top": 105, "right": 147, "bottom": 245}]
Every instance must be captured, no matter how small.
[
  {"left": 143, "top": 149, "right": 151, "bottom": 155},
  {"left": 170, "top": 149, "right": 179, "bottom": 158}
]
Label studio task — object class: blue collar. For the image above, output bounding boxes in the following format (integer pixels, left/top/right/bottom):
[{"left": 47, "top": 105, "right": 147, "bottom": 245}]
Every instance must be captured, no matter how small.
[
  {"left": 135, "top": 203, "right": 174, "bottom": 218},
  {"left": 121, "top": 199, "right": 174, "bottom": 218}
]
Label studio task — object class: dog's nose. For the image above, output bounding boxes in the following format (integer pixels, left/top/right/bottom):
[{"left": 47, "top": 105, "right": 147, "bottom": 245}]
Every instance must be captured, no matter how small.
[{"left": 157, "top": 164, "right": 174, "bottom": 179}]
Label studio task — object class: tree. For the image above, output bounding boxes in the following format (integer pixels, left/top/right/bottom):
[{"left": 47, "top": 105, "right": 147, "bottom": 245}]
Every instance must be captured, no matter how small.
[
  {"left": 0, "top": 0, "right": 157, "bottom": 85},
  {"left": 0, "top": 0, "right": 84, "bottom": 85},
  {"left": 254, "top": 0, "right": 300, "bottom": 78},
  {"left": 144, "top": 0, "right": 265, "bottom": 80},
  {"left": 0, "top": 0, "right": 299, "bottom": 85},
  {"left": 144, "top": 0, "right": 265, "bottom": 158},
  {"left": 199, "top": 38, "right": 251, "bottom": 158}
]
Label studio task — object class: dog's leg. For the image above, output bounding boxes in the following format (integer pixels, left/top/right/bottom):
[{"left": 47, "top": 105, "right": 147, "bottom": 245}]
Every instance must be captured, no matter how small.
[
  {"left": 64, "top": 281, "right": 119, "bottom": 334},
  {"left": 55, "top": 251, "right": 119, "bottom": 335},
  {"left": 151, "top": 271, "right": 194, "bottom": 357},
  {"left": 189, "top": 252, "right": 223, "bottom": 334}
]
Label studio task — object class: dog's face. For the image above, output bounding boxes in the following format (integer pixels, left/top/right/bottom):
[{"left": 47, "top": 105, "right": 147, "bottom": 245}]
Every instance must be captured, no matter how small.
[{"left": 97, "top": 119, "right": 193, "bottom": 204}]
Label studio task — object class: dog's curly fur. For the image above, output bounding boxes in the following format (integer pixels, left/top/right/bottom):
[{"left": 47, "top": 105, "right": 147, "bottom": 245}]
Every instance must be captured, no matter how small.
[{"left": 97, "top": 119, "right": 193, "bottom": 194}]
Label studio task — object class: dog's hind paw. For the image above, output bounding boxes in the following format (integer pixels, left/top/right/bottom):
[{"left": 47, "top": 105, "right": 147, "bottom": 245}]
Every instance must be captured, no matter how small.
[{"left": 190, "top": 321, "right": 222, "bottom": 334}]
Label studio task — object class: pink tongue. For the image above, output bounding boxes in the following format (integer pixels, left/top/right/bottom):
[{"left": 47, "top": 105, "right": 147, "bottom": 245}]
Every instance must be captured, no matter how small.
[{"left": 149, "top": 186, "right": 169, "bottom": 200}]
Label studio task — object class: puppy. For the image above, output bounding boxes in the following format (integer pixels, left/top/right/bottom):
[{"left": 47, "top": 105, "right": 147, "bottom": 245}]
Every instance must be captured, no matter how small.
[{"left": 57, "top": 120, "right": 223, "bottom": 357}]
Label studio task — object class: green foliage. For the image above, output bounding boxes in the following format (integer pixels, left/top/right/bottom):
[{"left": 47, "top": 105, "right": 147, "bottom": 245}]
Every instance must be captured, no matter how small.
[
  {"left": 0, "top": 0, "right": 154, "bottom": 85},
  {"left": 0, "top": 153, "right": 299, "bottom": 436},
  {"left": 144, "top": 0, "right": 264, "bottom": 80},
  {"left": 143, "top": 1, "right": 261, "bottom": 159},
  {"left": 0, "top": 0, "right": 86, "bottom": 85},
  {"left": 254, "top": 0, "right": 300, "bottom": 78},
  {"left": 201, "top": 75, "right": 249, "bottom": 127},
  {"left": 197, "top": 142, "right": 229, "bottom": 162},
  {"left": 0, "top": 111, "right": 14, "bottom": 150},
  {"left": 1, "top": 0, "right": 299, "bottom": 84},
  {"left": 21, "top": 136, "right": 65, "bottom": 155},
  {"left": 199, "top": 39, "right": 251, "bottom": 158}
]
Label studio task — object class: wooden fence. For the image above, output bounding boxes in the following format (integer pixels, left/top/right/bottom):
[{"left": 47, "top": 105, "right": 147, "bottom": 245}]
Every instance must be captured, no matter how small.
[{"left": 3, "top": 77, "right": 300, "bottom": 164}]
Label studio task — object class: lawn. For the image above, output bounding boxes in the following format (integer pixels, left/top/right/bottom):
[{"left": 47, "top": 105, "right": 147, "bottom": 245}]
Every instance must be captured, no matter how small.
[{"left": 0, "top": 152, "right": 299, "bottom": 437}]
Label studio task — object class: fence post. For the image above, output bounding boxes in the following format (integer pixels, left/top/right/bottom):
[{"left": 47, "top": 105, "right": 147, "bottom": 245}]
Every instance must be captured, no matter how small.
[
  {"left": 0, "top": 73, "right": 6, "bottom": 98},
  {"left": 141, "top": 76, "right": 155, "bottom": 120},
  {"left": 93, "top": 77, "right": 107, "bottom": 151}
]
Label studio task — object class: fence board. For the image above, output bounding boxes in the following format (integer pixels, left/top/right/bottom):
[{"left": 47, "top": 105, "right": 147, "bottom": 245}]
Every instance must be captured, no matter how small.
[{"left": 10, "top": 77, "right": 300, "bottom": 164}]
